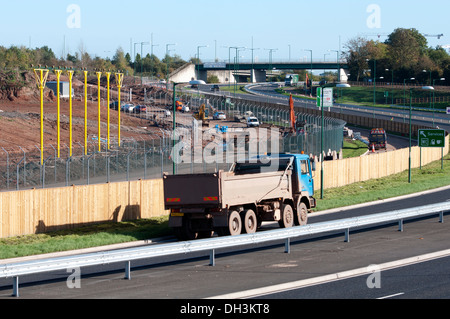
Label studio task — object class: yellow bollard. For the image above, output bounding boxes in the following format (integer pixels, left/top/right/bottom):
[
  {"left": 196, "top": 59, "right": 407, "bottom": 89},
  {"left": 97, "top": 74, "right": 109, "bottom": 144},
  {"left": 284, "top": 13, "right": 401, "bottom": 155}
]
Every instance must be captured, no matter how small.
[
  {"left": 83, "top": 70, "right": 88, "bottom": 155},
  {"left": 33, "top": 69, "right": 49, "bottom": 165},
  {"left": 67, "top": 70, "right": 74, "bottom": 157},
  {"left": 106, "top": 72, "right": 111, "bottom": 150},
  {"left": 115, "top": 73, "right": 124, "bottom": 147},
  {"left": 54, "top": 70, "right": 62, "bottom": 158},
  {"left": 96, "top": 72, "right": 102, "bottom": 152}
]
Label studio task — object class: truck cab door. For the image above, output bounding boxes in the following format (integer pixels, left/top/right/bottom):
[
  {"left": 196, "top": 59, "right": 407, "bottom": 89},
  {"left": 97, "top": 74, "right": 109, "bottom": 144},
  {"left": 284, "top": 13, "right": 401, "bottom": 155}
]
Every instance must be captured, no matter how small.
[{"left": 299, "top": 159, "right": 314, "bottom": 197}]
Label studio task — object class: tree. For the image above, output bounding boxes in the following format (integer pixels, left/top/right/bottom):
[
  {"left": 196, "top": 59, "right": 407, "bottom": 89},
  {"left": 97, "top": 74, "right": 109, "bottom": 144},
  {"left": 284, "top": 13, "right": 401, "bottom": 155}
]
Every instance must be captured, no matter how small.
[
  {"left": 112, "top": 47, "right": 133, "bottom": 74},
  {"left": 343, "top": 36, "right": 371, "bottom": 81},
  {"left": 385, "top": 28, "right": 428, "bottom": 69}
]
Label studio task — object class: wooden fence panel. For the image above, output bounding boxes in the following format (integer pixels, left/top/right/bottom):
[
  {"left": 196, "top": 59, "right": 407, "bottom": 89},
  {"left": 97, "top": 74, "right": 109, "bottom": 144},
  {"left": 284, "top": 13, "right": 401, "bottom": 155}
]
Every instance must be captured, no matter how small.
[{"left": 0, "top": 137, "right": 448, "bottom": 238}]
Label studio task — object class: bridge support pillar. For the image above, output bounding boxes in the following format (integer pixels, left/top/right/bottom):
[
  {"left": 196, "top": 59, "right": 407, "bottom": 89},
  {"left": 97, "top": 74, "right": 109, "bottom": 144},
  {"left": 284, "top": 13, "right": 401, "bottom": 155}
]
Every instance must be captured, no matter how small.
[
  {"left": 195, "top": 70, "right": 208, "bottom": 83},
  {"left": 252, "top": 69, "right": 266, "bottom": 83},
  {"left": 339, "top": 69, "right": 350, "bottom": 83}
]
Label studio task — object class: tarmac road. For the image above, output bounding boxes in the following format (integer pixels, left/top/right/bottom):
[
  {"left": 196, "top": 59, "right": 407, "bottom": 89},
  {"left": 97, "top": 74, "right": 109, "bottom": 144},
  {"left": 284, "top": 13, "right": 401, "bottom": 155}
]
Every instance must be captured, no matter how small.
[{"left": 1, "top": 186, "right": 449, "bottom": 300}]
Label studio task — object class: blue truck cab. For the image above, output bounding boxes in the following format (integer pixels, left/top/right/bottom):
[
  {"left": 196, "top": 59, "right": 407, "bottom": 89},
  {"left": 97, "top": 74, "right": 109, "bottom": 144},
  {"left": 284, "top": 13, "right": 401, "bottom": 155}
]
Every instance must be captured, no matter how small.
[{"left": 278, "top": 153, "right": 315, "bottom": 198}]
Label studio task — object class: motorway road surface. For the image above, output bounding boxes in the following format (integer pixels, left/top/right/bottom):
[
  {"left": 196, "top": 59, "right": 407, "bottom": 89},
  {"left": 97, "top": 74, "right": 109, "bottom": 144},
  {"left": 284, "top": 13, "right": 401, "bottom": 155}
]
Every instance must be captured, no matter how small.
[
  {"left": 1, "top": 186, "right": 450, "bottom": 300},
  {"left": 196, "top": 83, "right": 450, "bottom": 133},
  {"left": 255, "top": 254, "right": 450, "bottom": 299}
]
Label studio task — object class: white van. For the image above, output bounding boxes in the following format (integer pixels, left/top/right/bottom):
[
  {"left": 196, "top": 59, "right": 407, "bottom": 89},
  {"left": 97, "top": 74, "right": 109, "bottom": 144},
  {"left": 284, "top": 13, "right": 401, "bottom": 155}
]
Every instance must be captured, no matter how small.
[{"left": 246, "top": 117, "right": 260, "bottom": 127}]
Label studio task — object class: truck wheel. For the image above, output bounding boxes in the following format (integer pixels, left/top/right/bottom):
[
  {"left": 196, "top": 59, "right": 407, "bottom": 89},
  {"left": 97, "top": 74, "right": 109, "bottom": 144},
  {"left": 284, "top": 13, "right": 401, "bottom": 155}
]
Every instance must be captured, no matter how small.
[
  {"left": 241, "top": 209, "right": 257, "bottom": 234},
  {"left": 228, "top": 210, "right": 242, "bottom": 236},
  {"left": 278, "top": 204, "right": 294, "bottom": 228},
  {"left": 217, "top": 210, "right": 242, "bottom": 236},
  {"left": 295, "top": 202, "right": 308, "bottom": 226},
  {"left": 173, "top": 218, "right": 198, "bottom": 241}
]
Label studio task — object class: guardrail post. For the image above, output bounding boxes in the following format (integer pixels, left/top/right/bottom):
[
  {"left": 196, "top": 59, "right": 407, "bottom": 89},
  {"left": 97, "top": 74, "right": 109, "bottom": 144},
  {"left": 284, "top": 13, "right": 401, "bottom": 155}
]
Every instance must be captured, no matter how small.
[
  {"left": 345, "top": 228, "right": 350, "bottom": 242},
  {"left": 440, "top": 212, "right": 444, "bottom": 223},
  {"left": 125, "top": 261, "right": 131, "bottom": 280},
  {"left": 12, "top": 276, "right": 19, "bottom": 297},
  {"left": 209, "top": 249, "right": 215, "bottom": 267},
  {"left": 398, "top": 219, "right": 404, "bottom": 232},
  {"left": 285, "top": 238, "right": 290, "bottom": 254}
]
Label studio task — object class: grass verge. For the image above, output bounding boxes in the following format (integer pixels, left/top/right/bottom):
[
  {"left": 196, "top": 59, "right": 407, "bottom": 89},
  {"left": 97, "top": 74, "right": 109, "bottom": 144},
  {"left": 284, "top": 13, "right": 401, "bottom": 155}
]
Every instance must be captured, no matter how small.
[
  {"left": 342, "top": 139, "right": 368, "bottom": 158},
  {"left": 0, "top": 217, "right": 171, "bottom": 260},
  {"left": 1, "top": 153, "right": 449, "bottom": 260},
  {"left": 315, "top": 152, "right": 450, "bottom": 211}
]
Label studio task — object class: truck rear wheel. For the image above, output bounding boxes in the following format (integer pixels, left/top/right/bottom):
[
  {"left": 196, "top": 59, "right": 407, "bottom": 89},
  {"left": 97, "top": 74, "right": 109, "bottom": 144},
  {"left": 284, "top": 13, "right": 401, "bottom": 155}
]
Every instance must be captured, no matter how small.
[
  {"left": 241, "top": 209, "right": 257, "bottom": 234},
  {"left": 295, "top": 202, "right": 308, "bottom": 226},
  {"left": 173, "top": 218, "right": 198, "bottom": 241},
  {"left": 216, "top": 210, "right": 242, "bottom": 236},
  {"left": 278, "top": 204, "right": 294, "bottom": 228}
]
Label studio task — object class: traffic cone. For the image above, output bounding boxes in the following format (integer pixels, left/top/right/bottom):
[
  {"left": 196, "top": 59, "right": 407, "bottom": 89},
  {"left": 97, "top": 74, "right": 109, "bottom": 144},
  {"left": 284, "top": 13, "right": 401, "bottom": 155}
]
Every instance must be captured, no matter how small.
[{"left": 372, "top": 145, "right": 375, "bottom": 153}]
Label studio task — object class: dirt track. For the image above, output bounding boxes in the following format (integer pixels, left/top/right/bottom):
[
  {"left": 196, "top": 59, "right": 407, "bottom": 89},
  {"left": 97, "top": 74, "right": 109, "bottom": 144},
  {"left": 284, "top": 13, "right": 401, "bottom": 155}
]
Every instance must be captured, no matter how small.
[{"left": 0, "top": 76, "right": 172, "bottom": 155}]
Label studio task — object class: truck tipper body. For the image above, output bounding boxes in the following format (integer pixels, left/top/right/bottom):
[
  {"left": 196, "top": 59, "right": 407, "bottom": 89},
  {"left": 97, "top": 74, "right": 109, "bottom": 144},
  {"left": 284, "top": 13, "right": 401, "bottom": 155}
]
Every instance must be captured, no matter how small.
[{"left": 163, "top": 154, "right": 316, "bottom": 240}]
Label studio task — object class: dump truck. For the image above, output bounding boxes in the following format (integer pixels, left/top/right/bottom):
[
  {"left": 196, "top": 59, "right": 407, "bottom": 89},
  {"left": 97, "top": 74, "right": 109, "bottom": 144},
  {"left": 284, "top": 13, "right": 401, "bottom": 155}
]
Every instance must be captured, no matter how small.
[
  {"left": 285, "top": 74, "right": 299, "bottom": 86},
  {"left": 163, "top": 154, "right": 316, "bottom": 240}
]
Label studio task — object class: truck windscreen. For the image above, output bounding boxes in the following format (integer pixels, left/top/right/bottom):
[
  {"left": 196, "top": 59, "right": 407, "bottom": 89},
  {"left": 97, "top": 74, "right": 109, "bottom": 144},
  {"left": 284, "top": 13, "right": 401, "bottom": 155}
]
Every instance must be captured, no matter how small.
[{"left": 234, "top": 158, "right": 292, "bottom": 175}]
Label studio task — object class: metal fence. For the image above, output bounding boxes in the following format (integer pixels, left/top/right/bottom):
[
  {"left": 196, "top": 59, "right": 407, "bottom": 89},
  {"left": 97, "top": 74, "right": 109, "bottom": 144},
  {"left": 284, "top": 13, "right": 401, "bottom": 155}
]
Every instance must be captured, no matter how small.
[
  {"left": 2, "top": 201, "right": 449, "bottom": 297},
  {"left": 0, "top": 88, "right": 345, "bottom": 191}
]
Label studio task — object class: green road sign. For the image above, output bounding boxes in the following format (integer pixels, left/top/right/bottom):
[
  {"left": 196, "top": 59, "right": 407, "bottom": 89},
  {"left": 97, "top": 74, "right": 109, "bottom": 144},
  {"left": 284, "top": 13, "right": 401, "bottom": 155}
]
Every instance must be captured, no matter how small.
[
  {"left": 418, "top": 129, "right": 445, "bottom": 148},
  {"left": 316, "top": 87, "right": 322, "bottom": 107}
]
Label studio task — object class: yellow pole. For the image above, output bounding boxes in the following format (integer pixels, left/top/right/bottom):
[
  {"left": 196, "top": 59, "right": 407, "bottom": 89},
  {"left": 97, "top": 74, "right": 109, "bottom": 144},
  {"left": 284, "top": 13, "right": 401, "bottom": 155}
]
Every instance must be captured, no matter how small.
[
  {"left": 83, "top": 70, "right": 88, "bottom": 155},
  {"left": 34, "top": 69, "right": 49, "bottom": 166},
  {"left": 106, "top": 72, "right": 111, "bottom": 150},
  {"left": 115, "top": 73, "right": 124, "bottom": 147},
  {"left": 96, "top": 72, "right": 102, "bottom": 152},
  {"left": 67, "top": 70, "right": 74, "bottom": 157},
  {"left": 55, "top": 70, "right": 62, "bottom": 158}
]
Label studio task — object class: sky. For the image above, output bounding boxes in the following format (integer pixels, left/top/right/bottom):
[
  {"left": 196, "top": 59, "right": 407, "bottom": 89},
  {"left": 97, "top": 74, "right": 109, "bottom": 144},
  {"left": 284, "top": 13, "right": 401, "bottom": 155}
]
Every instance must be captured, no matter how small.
[{"left": 0, "top": 0, "right": 449, "bottom": 63}]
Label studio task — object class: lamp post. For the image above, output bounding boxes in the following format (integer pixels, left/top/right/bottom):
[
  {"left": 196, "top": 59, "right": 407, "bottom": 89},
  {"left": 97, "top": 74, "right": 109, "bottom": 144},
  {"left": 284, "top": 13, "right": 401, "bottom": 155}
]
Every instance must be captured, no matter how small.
[
  {"left": 405, "top": 77, "right": 415, "bottom": 182},
  {"left": 140, "top": 41, "right": 150, "bottom": 83},
  {"left": 305, "top": 49, "right": 313, "bottom": 96},
  {"left": 431, "top": 78, "right": 446, "bottom": 127},
  {"left": 165, "top": 43, "right": 176, "bottom": 86},
  {"left": 172, "top": 80, "right": 206, "bottom": 175},
  {"left": 328, "top": 50, "right": 340, "bottom": 83},
  {"left": 386, "top": 68, "right": 394, "bottom": 105},
  {"left": 408, "top": 84, "right": 440, "bottom": 182},
  {"left": 197, "top": 45, "right": 208, "bottom": 81},
  {"left": 366, "top": 58, "right": 376, "bottom": 105},
  {"left": 172, "top": 82, "right": 179, "bottom": 175},
  {"left": 404, "top": 77, "right": 415, "bottom": 105},
  {"left": 408, "top": 87, "right": 413, "bottom": 183},
  {"left": 265, "top": 48, "right": 277, "bottom": 81}
]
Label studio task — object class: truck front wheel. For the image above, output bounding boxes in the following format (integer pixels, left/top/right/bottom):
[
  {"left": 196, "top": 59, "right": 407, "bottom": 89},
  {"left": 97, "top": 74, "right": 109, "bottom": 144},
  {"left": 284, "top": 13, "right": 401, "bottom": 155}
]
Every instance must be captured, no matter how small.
[{"left": 295, "top": 202, "right": 308, "bottom": 226}]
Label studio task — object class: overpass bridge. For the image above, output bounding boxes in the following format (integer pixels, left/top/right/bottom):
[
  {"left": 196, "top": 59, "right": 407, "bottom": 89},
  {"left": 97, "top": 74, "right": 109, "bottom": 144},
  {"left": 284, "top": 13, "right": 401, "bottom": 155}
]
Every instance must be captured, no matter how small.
[{"left": 170, "top": 61, "right": 350, "bottom": 84}]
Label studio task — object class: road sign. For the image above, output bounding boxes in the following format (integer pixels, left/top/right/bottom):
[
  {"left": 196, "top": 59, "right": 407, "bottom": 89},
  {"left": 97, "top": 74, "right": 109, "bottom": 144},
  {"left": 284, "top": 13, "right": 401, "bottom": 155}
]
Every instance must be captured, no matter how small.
[
  {"left": 446, "top": 107, "right": 450, "bottom": 115},
  {"left": 317, "top": 87, "right": 333, "bottom": 108},
  {"left": 316, "top": 87, "right": 322, "bottom": 107},
  {"left": 418, "top": 129, "right": 446, "bottom": 148}
]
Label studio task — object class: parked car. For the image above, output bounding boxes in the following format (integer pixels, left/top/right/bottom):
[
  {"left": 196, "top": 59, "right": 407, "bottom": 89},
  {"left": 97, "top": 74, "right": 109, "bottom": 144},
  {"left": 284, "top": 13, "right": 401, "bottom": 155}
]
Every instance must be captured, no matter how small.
[
  {"left": 246, "top": 116, "right": 260, "bottom": 127},
  {"left": 134, "top": 105, "right": 147, "bottom": 114},
  {"left": 121, "top": 104, "right": 135, "bottom": 112},
  {"left": 109, "top": 101, "right": 119, "bottom": 110},
  {"left": 213, "top": 111, "right": 226, "bottom": 120}
]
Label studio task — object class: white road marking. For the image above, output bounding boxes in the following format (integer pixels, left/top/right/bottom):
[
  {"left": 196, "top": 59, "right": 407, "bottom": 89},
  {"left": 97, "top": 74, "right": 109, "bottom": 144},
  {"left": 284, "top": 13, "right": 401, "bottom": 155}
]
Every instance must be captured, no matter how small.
[
  {"left": 207, "top": 249, "right": 450, "bottom": 299},
  {"left": 377, "top": 292, "right": 405, "bottom": 299}
]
